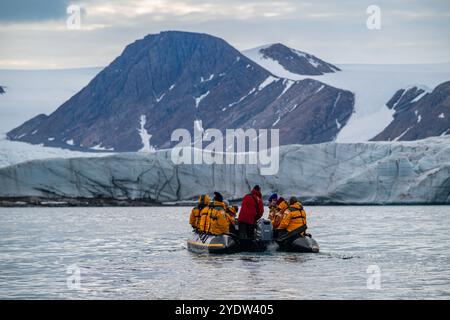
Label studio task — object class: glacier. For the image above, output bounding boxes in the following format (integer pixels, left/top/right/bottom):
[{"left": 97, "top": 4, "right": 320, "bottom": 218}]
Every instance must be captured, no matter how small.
[
  {"left": 0, "top": 134, "right": 113, "bottom": 169},
  {"left": 0, "top": 137, "right": 449, "bottom": 204}
]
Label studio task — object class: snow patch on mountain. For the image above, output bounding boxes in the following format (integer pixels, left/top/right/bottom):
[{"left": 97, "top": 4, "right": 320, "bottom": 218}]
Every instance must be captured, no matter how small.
[
  {"left": 292, "top": 49, "right": 317, "bottom": 67},
  {"left": 332, "top": 93, "right": 341, "bottom": 112},
  {"left": 194, "top": 91, "right": 210, "bottom": 108},
  {"left": 228, "top": 88, "right": 256, "bottom": 108},
  {"left": 315, "top": 84, "right": 325, "bottom": 93},
  {"left": 394, "top": 127, "right": 412, "bottom": 141},
  {"left": 272, "top": 116, "right": 281, "bottom": 127},
  {"left": 194, "top": 119, "right": 204, "bottom": 133},
  {"left": 156, "top": 93, "right": 165, "bottom": 102},
  {"left": 258, "top": 75, "right": 279, "bottom": 91},
  {"left": 200, "top": 74, "right": 214, "bottom": 82},
  {"left": 411, "top": 91, "right": 428, "bottom": 103},
  {"left": 138, "top": 115, "right": 155, "bottom": 152},
  {"left": 278, "top": 79, "right": 295, "bottom": 98}
]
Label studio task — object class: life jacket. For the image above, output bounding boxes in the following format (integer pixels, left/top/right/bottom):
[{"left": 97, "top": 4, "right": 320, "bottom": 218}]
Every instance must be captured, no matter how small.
[
  {"left": 189, "top": 195, "right": 210, "bottom": 230},
  {"left": 272, "top": 201, "right": 288, "bottom": 229},
  {"left": 225, "top": 206, "right": 237, "bottom": 226},
  {"left": 278, "top": 202, "right": 307, "bottom": 233},
  {"left": 199, "top": 201, "right": 229, "bottom": 235},
  {"left": 268, "top": 205, "right": 277, "bottom": 221}
]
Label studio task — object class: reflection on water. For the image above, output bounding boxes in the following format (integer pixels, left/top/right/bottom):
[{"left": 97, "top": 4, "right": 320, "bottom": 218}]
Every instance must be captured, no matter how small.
[{"left": 0, "top": 206, "right": 449, "bottom": 299}]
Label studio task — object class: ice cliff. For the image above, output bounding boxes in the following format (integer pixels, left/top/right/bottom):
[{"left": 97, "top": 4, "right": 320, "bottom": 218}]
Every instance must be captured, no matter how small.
[{"left": 0, "top": 138, "right": 449, "bottom": 204}]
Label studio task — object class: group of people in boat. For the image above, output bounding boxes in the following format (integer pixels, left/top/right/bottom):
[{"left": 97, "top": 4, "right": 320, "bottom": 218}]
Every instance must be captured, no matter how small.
[{"left": 189, "top": 185, "right": 309, "bottom": 241}]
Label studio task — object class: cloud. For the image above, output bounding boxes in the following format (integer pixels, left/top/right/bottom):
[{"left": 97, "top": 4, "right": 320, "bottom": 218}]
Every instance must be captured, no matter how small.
[
  {"left": 76, "top": 0, "right": 301, "bottom": 25},
  {"left": 0, "top": 0, "right": 449, "bottom": 68},
  {"left": 0, "top": 0, "right": 70, "bottom": 22}
]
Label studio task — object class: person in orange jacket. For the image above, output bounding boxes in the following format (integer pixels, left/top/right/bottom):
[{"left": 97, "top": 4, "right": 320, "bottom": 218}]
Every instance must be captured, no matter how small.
[
  {"left": 189, "top": 194, "right": 210, "bottom": 230},
  {"left": 267, "top": 193, "right": 278, "bottom": 221},
  {"left": 272, "top": 197, "right": 289, "bottom": 238},
  {"left": 199, "top": 192, "right": 229, "bottom": 235},
  {"left": 277, "top": 197, "right": 307, "bottom": 237},
  {"left": 225, "top": 204, "right": 238, "bottom": 235}
]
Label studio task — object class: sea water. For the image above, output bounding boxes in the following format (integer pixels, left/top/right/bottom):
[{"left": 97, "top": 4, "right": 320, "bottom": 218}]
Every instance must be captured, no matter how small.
[{"left": 0, "top": 206, "right": 448, "bottom": 299}]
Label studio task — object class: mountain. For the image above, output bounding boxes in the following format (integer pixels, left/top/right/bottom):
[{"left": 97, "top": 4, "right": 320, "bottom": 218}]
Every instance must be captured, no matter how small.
[
  {"left": 1, "top": 137, "right": 449, "bottom": 204},
  {"left": 243, "top": 43, "right": 340, "bottom": 77},
  {"left": 7, "top": 31, "right": 354, "bottom": 151},
  {"left": 0, "top": 86, "right": 5, "bottom": 94},
  {"left": 372, "top": 82, "right": 450, "bottom": 141},
  {"left": 385, "top": 85, "right": 429, "bottom": 111},
  {"left": 243, "top": 46, "right": 450, "bottom": 143}
]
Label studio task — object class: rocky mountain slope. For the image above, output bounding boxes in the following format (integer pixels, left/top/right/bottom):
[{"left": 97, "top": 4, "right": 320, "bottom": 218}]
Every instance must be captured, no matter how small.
[
  {"left": 372, "top": 82, "right": 450, "bottom": 141},
  {"left": 243, "top": 43, "right": 340, "bottom": 76},
  {"left": 6, "top": 33, "right": 449, "bottom": 149},
  {"left": 7, "top": 31, "right": 354, "bottom": 151},
  {"left": 0, "top": 86, "right": 5, "bottom": 94},
  {"left": 0, "top": 137, "right": 448, "bottom": 204}
]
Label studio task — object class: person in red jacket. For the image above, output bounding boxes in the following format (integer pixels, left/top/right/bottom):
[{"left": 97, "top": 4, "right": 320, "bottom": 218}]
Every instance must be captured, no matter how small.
[{"left": 238, "top": 185, "right": 264, "bottom": 240}]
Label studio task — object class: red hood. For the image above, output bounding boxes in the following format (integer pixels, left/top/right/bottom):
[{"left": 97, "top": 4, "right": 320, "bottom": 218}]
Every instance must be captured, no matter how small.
[{"left": 251, "top": 188, "right": 262, "bottom": 199}]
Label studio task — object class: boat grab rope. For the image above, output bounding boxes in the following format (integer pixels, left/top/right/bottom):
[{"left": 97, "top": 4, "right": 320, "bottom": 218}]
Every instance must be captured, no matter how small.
[{"left": 199, "top": 232, "right": 209, "bottom": 243}]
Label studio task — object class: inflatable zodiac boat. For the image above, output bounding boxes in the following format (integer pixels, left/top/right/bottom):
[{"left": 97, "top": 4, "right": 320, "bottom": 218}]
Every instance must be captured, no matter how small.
[
  {"left": 187, "top": 232, "right": 239, "bottom": 254},
  {"left": 187, "top": 218, "right": 273, "bottom": 254},
  {"left": 187, "top": 218, "right": 319, "bottom": 254},
  {"left": 276, "top": 235, "right": 320, "bottom": 253},
  {"left": 275, "top": 225, "right": 320, "bottom": 253}
]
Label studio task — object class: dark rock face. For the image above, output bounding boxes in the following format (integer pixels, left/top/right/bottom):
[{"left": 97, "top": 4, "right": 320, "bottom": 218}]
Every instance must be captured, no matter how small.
[
  {"left": 0, "top": 86, "right": 5, "bottom": 94},
  {"left": 8, "top": 114, "right": 48, "bottom": 140},
  {"left": 7, "top": 31, "right": 353, "bottom": 151},
  {"left": 260, "top": 43, "right": 340, "bottom": 76},
  {"left": 385, "top": 86, "right": 426, "bottom": 112},
  {"left": 372, "top": 82, "right": 450, "bottom": 141},
  {"left": 247, "top": 79, "right": 353, "bottom": 144}
]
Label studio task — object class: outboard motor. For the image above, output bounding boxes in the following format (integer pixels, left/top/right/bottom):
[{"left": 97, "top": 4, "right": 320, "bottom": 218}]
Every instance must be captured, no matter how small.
[{"left": 255, "top": 218, "right": 273, "bottom": 242}]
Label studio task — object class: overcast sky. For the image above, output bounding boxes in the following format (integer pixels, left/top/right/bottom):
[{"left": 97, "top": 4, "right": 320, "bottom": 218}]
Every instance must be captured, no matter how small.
[{"left": 0, "top": 0, "right": 449, "bottom": 69}]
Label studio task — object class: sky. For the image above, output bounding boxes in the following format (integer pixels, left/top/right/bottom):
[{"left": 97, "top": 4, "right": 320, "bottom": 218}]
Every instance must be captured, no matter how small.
[{"left": 0, "top": 0, "right": 449, "bottom": 69}]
